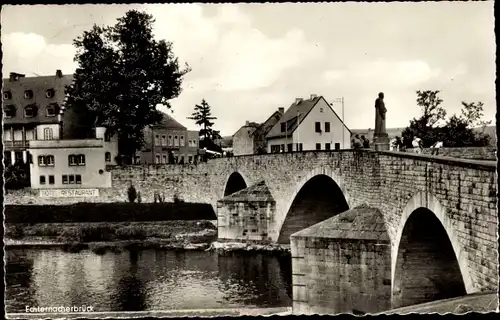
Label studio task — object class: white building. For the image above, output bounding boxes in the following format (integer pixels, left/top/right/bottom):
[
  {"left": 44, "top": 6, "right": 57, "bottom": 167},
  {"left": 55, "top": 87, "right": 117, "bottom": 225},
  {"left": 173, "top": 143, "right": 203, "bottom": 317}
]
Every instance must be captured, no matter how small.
[
  {"left": 28, "top": 126, "right": 119, "bottom": 190},
  {"left": 266, "top": 94, "right": 351, "bottom": 152}
]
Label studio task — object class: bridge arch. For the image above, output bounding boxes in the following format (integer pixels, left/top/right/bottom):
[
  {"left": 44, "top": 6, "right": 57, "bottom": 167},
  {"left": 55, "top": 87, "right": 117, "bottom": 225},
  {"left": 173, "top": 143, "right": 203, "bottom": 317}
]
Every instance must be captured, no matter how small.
[
  {"left": 222, "top": 171, "right": 249, "bottom": 197},
  {"left": 277, "top": 167, "right": 351, "bottom": 244},
  {"left": 391, "top": 192, "right": 475, "bottom": 308}
]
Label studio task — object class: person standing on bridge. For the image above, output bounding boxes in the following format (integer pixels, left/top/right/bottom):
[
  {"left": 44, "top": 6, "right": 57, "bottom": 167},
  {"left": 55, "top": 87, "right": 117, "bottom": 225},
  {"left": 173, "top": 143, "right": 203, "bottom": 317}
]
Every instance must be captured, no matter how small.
[
  {"left": 412, "top": 136, "right": 423, "bottom": 154},
  {"left": 361, "top": 135, "right": 370, "bottom": 148},
  {"left": 430, "top": 141, "right": 443, "bottom": 155}
]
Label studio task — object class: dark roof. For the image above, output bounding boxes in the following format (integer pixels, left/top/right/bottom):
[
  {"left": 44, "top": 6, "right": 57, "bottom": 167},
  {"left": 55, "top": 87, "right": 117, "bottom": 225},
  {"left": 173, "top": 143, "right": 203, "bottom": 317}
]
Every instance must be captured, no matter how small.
[
  {"left": 2, "top": 73, "right": 74, "bottom": 125},
  {"left": 251, "top": 110, "right": 283, "bottom": 137},
  {"left": 232, "top": 121, "right": 260, "bottom": 137},
  {"left": 154, "top": 111, "right": 186, "bottom": 130},
  {"left": 266, "top": 96, "right": 351, "bottom": 139}
]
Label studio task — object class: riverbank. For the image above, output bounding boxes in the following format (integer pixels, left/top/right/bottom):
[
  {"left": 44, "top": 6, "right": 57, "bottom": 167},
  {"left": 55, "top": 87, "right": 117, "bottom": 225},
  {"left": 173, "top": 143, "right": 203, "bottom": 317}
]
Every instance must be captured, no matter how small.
[
  {"left": 5, "top": 222, "right": 292, "bottom": 255},
  {"left": 5, "top": 221, "right": 218, "bottom": 253}
]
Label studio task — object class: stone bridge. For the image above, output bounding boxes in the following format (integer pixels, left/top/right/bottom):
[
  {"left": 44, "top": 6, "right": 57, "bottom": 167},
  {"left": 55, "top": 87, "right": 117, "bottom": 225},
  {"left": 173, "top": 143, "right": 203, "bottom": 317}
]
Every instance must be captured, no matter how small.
[{"left": 8, "top": 149, "right": 497, "bottom": 314}]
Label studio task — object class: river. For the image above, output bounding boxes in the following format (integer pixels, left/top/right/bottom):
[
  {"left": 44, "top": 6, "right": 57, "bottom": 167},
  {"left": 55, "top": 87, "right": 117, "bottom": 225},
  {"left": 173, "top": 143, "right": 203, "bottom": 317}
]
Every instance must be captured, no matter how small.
[{"left": 5, "top": 247, "right": 292, "bottom": 313}]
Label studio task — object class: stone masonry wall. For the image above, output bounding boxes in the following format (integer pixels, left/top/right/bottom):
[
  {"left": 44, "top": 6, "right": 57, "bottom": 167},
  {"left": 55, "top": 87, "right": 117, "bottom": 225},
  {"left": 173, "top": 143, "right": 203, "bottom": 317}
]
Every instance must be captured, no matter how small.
[
  {"left": 377, "top": 151, "right": 498, "bottom": 293},
  {"left": 417, "top": 146, "right": 497, "bottom": 161},
  {"left": 217, "top": 201, "right": 275, "bottom": 242},
  {"left": 292, "top": 236, "right": 391, "bottom": 315}
]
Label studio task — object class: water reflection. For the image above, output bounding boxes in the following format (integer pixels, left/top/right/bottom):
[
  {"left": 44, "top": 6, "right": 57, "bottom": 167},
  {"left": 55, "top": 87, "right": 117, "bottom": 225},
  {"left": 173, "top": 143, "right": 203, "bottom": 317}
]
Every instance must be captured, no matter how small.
[{"left": 5, "top": 248, "right": 292, "bottom": 313}]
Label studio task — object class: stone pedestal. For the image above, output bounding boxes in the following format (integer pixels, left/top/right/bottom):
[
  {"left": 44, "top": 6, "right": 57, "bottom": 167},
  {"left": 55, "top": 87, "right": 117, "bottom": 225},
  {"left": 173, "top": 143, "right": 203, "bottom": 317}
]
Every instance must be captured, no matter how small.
[{"left": 373, "top": 135, "right": 390, "bottom": 151}]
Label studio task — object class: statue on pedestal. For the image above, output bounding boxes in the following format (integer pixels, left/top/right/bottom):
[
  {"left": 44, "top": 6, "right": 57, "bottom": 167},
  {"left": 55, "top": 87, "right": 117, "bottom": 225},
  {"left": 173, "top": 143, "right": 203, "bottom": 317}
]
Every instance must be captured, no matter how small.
[
  {"left": 374, "top": 92, "right": 388, "bottom": 138},
  {"left": 373, "top": 92, "right": 390, "bottom": 151}
]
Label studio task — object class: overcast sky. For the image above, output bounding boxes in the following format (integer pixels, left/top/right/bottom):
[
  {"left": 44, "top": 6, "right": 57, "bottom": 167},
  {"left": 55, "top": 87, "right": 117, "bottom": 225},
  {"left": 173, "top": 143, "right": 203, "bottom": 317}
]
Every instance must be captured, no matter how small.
[{"left": 2, "top": 3, "right": 496, "bottom": 136}]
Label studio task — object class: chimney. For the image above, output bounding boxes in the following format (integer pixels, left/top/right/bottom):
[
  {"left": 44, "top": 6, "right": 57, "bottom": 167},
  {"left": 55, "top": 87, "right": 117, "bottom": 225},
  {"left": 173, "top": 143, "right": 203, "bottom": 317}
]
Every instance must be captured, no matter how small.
[
  {"left": 310, "top": 94, "right": 318, "bottom": 100},
  {"left": 245, "top": 121, "right": 250, "bottom": 126},
  {"left": 278, "top": 107, "right": 285, "bottom": 114},
  {"left": 56, "top": 70, "right": 63, "bottom": 78},
  {"left": 295, "top": 98, "right": 303, "bottom": 104}
]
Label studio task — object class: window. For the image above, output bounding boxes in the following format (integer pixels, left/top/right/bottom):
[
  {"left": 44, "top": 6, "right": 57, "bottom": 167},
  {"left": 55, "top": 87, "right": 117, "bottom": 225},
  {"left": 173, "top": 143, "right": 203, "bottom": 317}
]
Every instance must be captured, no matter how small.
[
  {"left": 287, "top": 144, "right": 293, "bottom": 152},
  {"left": 62, "top": 175, "right": 68, "bottom": 184},
  {"left": 320, "top": 107, "right": 324, "bottom": 113},
  {"left": 48, "top": 175, "right": 55, "bottom": 185},
  {"left": 46, "top": 155, "right": 54, "bottom": 166},
  {"left": 39, "top": 176, "right": 46, "bottom": 185},
  {"left": 45, "top": 89, "right": 55, "bottom": 98},
  {"left": 43, "top": 128, "right": 53, "bottom": 140},
  {"left": 24, "top": 105, "right": 36, "bottom": 117},
  {"left": 69, "top": 175, "right": 75, "bottom": 184},
  {"left": 161, "top": 135, "right": 166, "bottom": 146},
  {"left": 154, "top": 135, "right": 160, "bottom": 145},
  {"left": 3, "top": 91, "right": 12, "bottom": 100},
  {"left": 104, "top": 133, "right": 111, "bottom": 142},
  {"left": 68, "top": 154, "right": 85, "bottom": 166},
  {"left": 155, "top": 155, "right": 160, "bottom": 164},
  {"left": 280, "top": 144, "right": 285, "bottom": 152},
  {"left": 75, "top": 175, "right": 82, "bottom": 184},
  {"left": 315, "top": 122, "right": 321, "bottom": 133},
  {"left": 180, "top": 136, "right": 185, "bottom": 147},
  {"left": 281, "top": 123, "right": 286, "bottom": 132},
  {"left": 105, "top": 152, "right": 111, "bottom": 162},
  {"left": 46, "top": 104, "right": 57, "bottom": 117},
  {"left": 168, "top": 135, "right": 173, "bottom": 146},
  {"left": 24, "top": 90, "right": 33, "bottom": 99},
  {"left": 162, "top": 154, "right": 167, "bottom": 164},
  {"left": 188, "top": 156, "right": 193, "bottom": 163},
  {"left": 325, "top": 122, "right": 331, "bottom": 133},
  {"left": 4, "top": 105, "right": 15, "bottom": 118},
  {"left": 335, "top": 143, "right": 341, "bottom": 150},
  {"left": 316, "top": 143, "right": 321, "bottom": 150},
  {"left": 38, "top": 155, "right": 54, "bottom": 166},
  {"left": 174, "top": 136, "right": 179, "bottom": 146},
  {"left": 298, "top": 143, "right": 303, "bottom": 151},
  {"left": 325, "top": 143, "right": 331, "bottom": 150}
]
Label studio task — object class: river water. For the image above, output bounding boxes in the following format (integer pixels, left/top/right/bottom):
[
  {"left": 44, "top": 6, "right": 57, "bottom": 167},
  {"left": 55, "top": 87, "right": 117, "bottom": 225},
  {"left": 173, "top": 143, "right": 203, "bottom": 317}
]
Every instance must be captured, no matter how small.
[{"left": 5, "top": 247, "right": 292, "bottom": 313}]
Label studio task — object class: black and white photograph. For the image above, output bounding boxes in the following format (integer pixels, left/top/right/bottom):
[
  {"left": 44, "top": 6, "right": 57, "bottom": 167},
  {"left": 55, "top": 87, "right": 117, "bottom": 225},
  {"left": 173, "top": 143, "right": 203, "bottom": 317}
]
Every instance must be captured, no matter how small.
[{"left": 2, "top": 2, "right": 498, "bottom": 318}]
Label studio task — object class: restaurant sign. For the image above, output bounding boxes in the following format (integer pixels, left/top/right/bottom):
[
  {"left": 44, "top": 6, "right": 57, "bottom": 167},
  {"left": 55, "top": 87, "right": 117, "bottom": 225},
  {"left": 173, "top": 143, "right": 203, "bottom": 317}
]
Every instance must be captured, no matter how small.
[{"left": 40, "top": 188, "right": 99, "bottom": 198}]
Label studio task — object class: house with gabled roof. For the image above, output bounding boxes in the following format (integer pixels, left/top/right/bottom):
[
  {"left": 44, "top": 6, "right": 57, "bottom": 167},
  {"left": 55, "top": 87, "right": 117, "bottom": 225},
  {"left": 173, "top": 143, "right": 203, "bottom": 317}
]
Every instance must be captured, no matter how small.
[
  {"left": 140, "top": 111, "right": 200, "bottom": 164},
  {"left": 266, "top": 94, "right": 352, "bottom": 152},
  {"left": 232, "top": 108, "right": 284, "bottom": 156}
]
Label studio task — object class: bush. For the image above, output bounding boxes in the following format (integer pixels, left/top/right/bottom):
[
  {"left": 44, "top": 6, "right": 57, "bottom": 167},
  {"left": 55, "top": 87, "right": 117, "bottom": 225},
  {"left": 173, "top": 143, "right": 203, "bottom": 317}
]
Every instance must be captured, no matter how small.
[
  {"left": 4, "top": 203, "right": 217, "bottom": 224},
  {"left": 115, "top": 226, "right": 148, "bottom": 240},
  {"left": 5, "top": 224, "right": 25, "bottom": 239},
  {"left": 4, "top": 163, "right": 30, "bottom": 190},
  {"left": 127, "top": 185, "right": 138, "bottom": 203}
]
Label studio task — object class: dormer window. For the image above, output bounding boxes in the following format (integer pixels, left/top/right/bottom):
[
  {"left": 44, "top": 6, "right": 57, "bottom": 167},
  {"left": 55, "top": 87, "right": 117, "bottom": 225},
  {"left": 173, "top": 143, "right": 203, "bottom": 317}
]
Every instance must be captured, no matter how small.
[
  {"left": 46, "top": 103, "right": 58, "bottom": 117},
  {"left": 3, "top": 91, "right": 12, "bottom": 100},
  {"left": 4, "top": 105, "right": 16, "bottom": 118},
  {"left": 24, "top": 90, "right": 34, "bottom": 99},
  {"left": 24, "top": 104, "right": 37, "bottom": 118},
  {"left": 46, "top": 89, "right": 55, "bottom": 98}
]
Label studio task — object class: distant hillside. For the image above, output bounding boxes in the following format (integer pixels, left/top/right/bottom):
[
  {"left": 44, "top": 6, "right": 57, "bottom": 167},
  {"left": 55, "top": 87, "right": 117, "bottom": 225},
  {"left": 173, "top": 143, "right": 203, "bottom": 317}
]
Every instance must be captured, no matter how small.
[
  {"left": 214, "top": 136, "right": 233, "bottom": 148},
  {"left": 351, "top": 125, "right": 496, "bottom": 146}
]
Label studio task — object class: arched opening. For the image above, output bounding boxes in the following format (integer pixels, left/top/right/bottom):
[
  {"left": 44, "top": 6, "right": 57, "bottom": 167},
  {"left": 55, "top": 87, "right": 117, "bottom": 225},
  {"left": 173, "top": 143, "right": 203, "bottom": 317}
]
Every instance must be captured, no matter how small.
[
  {"left": 392, "top": 208, "right": 466, "bottom": 309},
  {"left": 224, "top": 172, "right": 247, "bottom": 197},
  {"left": 278, "top": 174, "right": 349, "bottom": 244}
]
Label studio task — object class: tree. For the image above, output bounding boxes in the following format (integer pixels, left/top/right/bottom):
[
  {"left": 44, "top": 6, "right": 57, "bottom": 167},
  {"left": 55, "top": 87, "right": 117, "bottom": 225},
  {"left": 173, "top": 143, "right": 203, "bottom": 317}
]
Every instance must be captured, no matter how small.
[
  {"left": 65, "top": 10, "right": 190, "bottom": 162},
  {"left": 441, "top": 101, "right": 491, "bottom": 147},
  {"left": 5, "top": 162, "right": 30, "bottom": 190},
  {"left": 187, "top": 99, "right": 222, "bottom": 143},
  {"left": 401, "top": 90, "right": 447, "bottom": 148}
]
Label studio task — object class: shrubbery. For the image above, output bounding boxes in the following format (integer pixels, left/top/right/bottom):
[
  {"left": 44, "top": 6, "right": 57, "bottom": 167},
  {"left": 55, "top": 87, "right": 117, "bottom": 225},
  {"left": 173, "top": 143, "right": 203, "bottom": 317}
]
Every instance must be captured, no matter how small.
[{"left": 4, "top": 202, "right": 216, "bottom": 224}]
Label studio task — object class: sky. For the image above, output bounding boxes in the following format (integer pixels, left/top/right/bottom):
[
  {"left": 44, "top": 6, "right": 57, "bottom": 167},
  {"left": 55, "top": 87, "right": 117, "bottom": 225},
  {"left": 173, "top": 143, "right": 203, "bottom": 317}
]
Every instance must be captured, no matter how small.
[{"left": 2, "top": 3, "right": 496, "bottom": 136}]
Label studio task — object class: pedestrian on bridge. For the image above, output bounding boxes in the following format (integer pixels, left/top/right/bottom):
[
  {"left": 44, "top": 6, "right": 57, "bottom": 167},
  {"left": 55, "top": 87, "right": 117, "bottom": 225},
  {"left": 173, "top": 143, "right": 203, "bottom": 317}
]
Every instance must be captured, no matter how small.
[{"left": 412, "top": 136, "right": 423, "bottom": 154}]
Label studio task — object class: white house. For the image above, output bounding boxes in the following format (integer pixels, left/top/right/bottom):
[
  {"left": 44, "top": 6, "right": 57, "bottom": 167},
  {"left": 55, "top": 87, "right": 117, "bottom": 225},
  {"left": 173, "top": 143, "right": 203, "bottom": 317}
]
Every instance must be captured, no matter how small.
[
  {"left": 266, "top": 94, "right": 351, "bottom": 152},
  {"left": 28, "top": 126, "right": 119, "bottom": 191}
]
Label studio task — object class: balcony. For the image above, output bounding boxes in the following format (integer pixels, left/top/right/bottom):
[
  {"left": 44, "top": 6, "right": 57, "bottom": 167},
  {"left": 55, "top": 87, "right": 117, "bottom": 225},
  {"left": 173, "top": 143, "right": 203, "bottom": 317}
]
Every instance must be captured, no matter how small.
[{"left": 3, "top": 140, "right": 30, "bottom": 150}]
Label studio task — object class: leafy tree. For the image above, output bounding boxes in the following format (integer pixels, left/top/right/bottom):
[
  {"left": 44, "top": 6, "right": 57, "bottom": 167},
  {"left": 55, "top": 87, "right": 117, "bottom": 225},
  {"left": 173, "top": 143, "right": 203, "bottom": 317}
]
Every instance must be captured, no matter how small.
[
  {"left": 401, "top": 90, "right": 447, "bottom": 148},
  {"left": 402, "top": 91, "right": 492, "bottom": 148},
  {"left": 5, "top": 162, "right": 30, "bottom": 190},
  {"left": 187, "top": 99, "right": 222, "bottom": 143},
  {"left": 65, "top": 10, "right": 190, "bottom": 162},
  {"left": 441, "top": 101, "right": 491, "bottom": 147}
]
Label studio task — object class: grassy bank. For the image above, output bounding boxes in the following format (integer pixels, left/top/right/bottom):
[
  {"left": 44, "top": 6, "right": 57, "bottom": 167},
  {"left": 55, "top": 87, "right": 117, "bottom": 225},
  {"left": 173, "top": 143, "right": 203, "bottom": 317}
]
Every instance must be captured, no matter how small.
[
  {"left": 4, "top": 202, "right": 216, "bottom": 224},
  {"left": 5, "top": 221, "right": 217, "bottom": 254}
]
